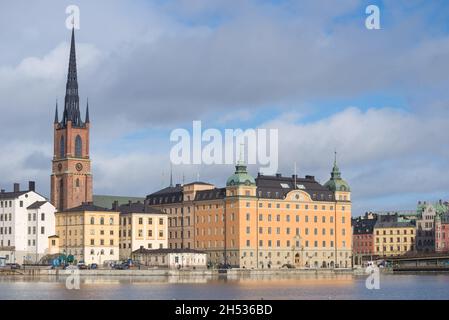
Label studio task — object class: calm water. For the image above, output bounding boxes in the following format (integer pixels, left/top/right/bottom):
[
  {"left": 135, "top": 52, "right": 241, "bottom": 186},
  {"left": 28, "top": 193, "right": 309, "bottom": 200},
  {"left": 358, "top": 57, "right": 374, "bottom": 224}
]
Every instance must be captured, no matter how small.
[{"left": 0, "top": 274, "right": 449, "bottom": 300}]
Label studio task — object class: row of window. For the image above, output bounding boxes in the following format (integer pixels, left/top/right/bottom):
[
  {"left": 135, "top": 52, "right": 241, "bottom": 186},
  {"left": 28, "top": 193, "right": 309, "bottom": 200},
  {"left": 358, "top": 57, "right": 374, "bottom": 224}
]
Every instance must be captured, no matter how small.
[
  {"left": 196, "top": 239, "right": 347, "bottom": 249},
  {"left": 0, "top": 227, "right": 12, "bottom": 235},
  {"left": 376, "top": 245, "right": 414, "bottom": 252},
  {"left": 375, "top": 237, "right": 414, "bottom": 243},
  {"left": 27, "top": 226, "right": 45, "bottom": 235},
  {"left": 57, "top": 216, "right": 116, "bottom": 225},
  {"left": 119, "top": 243, "right": 164, "bottom": 249},
  {"left": 375, "top": 229, "right": 414, "bottom": 235},
  {"left": 0, "top": 201, "right": 13, "bottom": 208},
  {"left": 162, "top": 202, "right": 347, "bottom": 214},
  {"left": 120, "top": 229, "right": 164, "bottom": 238},
  {"left": 0, "top": 213, "right": 12, "bottom": 221}
]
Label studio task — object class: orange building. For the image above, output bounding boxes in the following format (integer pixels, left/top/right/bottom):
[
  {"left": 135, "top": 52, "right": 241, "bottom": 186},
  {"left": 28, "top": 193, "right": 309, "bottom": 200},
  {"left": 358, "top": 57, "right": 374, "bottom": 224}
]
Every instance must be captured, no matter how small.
[{"left": 147, "top": 156, "right": 352, "bottom": 269}]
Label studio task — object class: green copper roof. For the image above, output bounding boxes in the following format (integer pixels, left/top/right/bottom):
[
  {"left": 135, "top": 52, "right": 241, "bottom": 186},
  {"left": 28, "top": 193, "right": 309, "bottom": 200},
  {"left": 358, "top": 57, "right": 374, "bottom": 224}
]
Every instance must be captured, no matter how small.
[
  {"left": 226, "top": 160, "right": 256, "bottom": 187},
  {"left": 323, "top": 151, "right": 350, "bottom": 192}
]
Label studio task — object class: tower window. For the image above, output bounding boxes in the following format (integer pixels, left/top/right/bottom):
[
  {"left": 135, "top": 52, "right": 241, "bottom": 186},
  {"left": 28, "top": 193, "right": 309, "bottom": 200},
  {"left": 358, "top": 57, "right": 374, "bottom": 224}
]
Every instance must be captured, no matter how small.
[
  {"left": 60, "top": 136, "right": 65, "bottom": 158},
  {"left": 75, "top": 135, "right": 82, "bottom": 157}
]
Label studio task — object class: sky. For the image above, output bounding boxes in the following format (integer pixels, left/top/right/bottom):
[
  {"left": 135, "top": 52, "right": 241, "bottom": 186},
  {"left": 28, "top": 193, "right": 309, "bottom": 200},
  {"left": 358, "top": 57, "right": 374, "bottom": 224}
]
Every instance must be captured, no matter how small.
[{"left": 1, "top": 0, "right": 449, "bottom": 215}]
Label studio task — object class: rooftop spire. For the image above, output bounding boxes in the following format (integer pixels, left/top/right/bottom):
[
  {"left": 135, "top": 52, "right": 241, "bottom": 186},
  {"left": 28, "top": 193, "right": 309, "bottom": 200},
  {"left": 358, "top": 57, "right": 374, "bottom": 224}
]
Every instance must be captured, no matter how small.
[
  {"left": 54, "top": 99, "right": 59, "bottom": 124},
  {"left": 62, "top": 27, "right": 82, "bottom": 127},
  {"left": 169, "top": 164, "right": 173, "bottom": 188},
  {"left": 85, "top": 98, "right": 90, "bottom": 123}
]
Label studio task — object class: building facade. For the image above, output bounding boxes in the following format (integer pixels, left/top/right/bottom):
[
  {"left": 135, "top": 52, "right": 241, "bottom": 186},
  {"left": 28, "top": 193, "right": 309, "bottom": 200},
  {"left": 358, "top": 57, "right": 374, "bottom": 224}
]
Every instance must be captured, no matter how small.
[
  {"left": 117, "top": 201, "right": 168, "bottom": 259},
  {"left": 51, "top": 28, "right": 92, "bottom": 211},
  {"left": 435, "top": 212, "right": 449, "bottom": 253},
  {"left": 352, "top": 213, "right": 377, "bottom": 264},
  {"left": 0, "top": 182, "right": 55, "bottom": 264},
  {"left": 54, "top": 203, "right": 120, "bottom": 265},
  {"left": 131, "top": 248, "right": 207, "bottom": 269},
  {"left": 147, "top": 156, "right": 352, "bottom": 269},
  {"left": 373, "top": 221, "right": 415, "bottom": 257}
]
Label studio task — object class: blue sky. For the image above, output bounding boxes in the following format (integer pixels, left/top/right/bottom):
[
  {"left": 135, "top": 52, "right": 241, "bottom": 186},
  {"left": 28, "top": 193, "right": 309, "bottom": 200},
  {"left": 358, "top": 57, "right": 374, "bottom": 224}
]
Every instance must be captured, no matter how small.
[{"left": 1, "top": 0, "right": 449, "bottom": 215}]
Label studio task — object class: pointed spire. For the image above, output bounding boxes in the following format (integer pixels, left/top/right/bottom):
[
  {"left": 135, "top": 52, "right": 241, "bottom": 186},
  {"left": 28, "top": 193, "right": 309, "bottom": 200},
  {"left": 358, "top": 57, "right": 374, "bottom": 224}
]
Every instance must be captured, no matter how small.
[
  {"left": 54, "top": 99, "right": 59, "bottom": 124},
  {"left": 62, "top": 27, "right": 81, "bottom": 127},
  {"left": 331, "top": 149, "right": 341, "bottom": 179},
  {"left": 85, "top": 98, "right": 90, "bottom": 123},
  {"left": 169, "top": 164, "right": 173, "bottom": 188}
]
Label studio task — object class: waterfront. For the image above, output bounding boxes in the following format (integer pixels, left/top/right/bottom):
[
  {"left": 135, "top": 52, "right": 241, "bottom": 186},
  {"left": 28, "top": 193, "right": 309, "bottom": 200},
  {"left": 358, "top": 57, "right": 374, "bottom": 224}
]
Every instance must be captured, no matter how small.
[{"left": 0, "top": 274, "right": 449, "bottom": 300}]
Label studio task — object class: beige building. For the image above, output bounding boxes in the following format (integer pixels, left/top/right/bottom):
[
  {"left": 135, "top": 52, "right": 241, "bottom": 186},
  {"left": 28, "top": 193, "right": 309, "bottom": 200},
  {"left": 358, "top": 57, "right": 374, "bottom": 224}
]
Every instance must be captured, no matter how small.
[
  {"left": 374, "top": 221, "right": 415, "bottom": 257},
  {"left": 55, "top": 203, "right": 120, "bottom": 264},
  {"left": 116, "top": 201, "right": 168, "bottom": 259}
]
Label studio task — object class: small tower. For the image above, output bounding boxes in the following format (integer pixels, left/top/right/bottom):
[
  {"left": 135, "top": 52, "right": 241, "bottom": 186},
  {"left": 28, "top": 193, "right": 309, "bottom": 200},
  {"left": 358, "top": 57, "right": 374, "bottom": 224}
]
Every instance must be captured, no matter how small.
[
  {"left": 226, "top": 144, "right": 256, "bottom": 197},
  {"left": 324, "top": 151, "right": 351, "bottom": 202}
]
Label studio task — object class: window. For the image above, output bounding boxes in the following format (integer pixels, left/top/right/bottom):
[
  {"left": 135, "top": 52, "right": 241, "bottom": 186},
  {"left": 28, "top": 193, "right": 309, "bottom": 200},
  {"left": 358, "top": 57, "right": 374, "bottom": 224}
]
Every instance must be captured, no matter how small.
[
  {"left": 139, "top": 218, "right": 143, "bottom": 225},
  {"left": 60, "top": 135, "right": 65, "bottom": 158},
  {"left": 90, "top": 217, "right": 95, "bottom": 225},
  {"left": 75, "top": 135, "right": 82, "bottom": 157},
  {"left": 41, "top": 213, "right": 45, "bottom": 221},
  {"left": 159, "top": 218, "right": 164, "bottom": 225},
  {"left": 100, "top": 217, "right": 104, "bottom": 225},
  {"left": 41, "top": 226, "right": 45, "bottom": 234}
]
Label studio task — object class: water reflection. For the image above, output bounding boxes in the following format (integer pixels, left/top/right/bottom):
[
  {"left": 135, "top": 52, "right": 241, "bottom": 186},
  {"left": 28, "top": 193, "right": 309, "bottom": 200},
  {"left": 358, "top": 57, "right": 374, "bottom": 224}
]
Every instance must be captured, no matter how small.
[{"left": 0, "top": 274, "right": 448, "bottom": 300}]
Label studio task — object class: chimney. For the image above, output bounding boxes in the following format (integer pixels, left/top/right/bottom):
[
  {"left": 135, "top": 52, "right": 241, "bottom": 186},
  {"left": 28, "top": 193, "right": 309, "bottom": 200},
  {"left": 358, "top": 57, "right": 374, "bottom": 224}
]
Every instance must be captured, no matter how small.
[
  {"left": 28, "top": 181, "right": 35, "bottom": 192},
  {"left": 276, "top": 173, "right": 282, "bottom": 178},
  {"left": 112, "top": 201, "right": 119, "bottom": 211},
  {"left": 0, "top": 189, "right": 4, "bottom": 193},
  {"left": 305, "top": 175, "right": 315, "bottom": 181},
  {"left": 13, "top": 183, "right": 20, "bottom": 193}
]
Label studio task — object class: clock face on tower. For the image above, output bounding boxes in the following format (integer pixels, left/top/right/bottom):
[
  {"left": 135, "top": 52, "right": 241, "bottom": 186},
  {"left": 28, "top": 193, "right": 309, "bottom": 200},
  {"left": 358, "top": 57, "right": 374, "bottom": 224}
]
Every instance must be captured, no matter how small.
[{"left": 76, "top": 163, "right": 83, "bottom": 172}]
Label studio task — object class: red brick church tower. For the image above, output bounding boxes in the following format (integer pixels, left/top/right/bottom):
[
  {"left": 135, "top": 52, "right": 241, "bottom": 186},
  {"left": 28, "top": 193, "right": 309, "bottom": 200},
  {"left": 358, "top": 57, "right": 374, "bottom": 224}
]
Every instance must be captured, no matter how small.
[{"left": 51, "top": 28, "right": 93, "bottom": 211}]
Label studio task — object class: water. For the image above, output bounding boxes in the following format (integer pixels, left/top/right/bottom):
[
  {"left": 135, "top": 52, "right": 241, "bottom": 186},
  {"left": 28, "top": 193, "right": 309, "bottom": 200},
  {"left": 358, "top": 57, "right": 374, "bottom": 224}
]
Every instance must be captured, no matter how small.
[{"left": 0, "top": 274, "right": 449, "bottom": 300}]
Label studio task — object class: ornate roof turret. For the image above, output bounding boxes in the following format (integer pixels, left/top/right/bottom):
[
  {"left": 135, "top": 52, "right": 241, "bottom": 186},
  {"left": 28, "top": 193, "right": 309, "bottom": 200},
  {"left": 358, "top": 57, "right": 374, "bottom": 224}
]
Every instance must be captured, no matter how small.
[
  {"left": 324, "top": 151, "right": 350, "bottom": 192},
  {"left": 226, "top": 145, "right": 256, "bottom": 187}
]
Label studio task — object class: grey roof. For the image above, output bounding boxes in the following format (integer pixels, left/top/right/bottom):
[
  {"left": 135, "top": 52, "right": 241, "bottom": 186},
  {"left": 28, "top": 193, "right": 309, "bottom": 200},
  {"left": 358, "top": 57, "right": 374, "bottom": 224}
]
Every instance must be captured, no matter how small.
[
  {"left": 194, "top": 188, "right": 226, "bottom": 201},
  {"left": 146, "top": 185, "right": 183, "bottom": 205},
  {"left": 62, "top": 203, "right": 115, "bottom": 213},
  {"left": 352, "top": 217, "right": 377, "bottom": 235},
  {"left": 374, "top": 221, "right": 415, "bottom": 229},
  {"left": 27, "top": 201, "right": 48, "bottom": 210},
  {"left": 131, "top": 248, "right": 206, "bottom": 255},
  {"left": 0, "top": 191, "right": 28, "bottom": 200},
  {"left": 255, "top": 174, "right": 335, "bottom": 202},
  {"left": 118, "top": 202, "right": 166, "bottom": 215}
]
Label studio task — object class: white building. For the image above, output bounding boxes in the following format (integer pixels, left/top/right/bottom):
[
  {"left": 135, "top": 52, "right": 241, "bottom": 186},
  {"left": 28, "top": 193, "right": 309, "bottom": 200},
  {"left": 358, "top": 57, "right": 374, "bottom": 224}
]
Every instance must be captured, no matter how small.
[
  {"left": 131, "top": 248, "right": 207, "bottom": 269},
  {"left": 0, "top": 182, "right": 56, "bottom": 264}
]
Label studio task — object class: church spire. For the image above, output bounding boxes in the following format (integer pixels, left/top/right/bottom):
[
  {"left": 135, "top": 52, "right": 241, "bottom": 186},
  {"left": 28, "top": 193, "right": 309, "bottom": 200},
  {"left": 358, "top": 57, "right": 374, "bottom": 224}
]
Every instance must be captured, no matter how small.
[{"left": 62, "top": 27, "right": 82, "bottom": 127}]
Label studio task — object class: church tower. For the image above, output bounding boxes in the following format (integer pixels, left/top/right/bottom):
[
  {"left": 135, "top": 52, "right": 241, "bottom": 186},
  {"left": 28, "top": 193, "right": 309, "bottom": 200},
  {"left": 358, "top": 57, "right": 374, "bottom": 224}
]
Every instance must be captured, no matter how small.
[{"left": 51, "top": 28, "right": 93, "bottom": 211}]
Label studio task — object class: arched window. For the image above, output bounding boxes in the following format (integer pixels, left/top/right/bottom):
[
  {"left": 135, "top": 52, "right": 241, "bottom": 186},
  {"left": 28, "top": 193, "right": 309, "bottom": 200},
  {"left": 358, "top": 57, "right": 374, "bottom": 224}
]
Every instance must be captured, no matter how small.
[
  {"left": 60, "top": 136, "right": 65, "bottom": 158},
  {"left": 100, "top": 217, "right": 104, "bottom": 225},
  {"left": 75, "top": 135, "right": 82, "bottom": 157},
  {"left": 76, "top": 178, "right": 80, "bottom": 188},
  {"left": 90, "top": 217, "right": 95, "bottom": 225}
]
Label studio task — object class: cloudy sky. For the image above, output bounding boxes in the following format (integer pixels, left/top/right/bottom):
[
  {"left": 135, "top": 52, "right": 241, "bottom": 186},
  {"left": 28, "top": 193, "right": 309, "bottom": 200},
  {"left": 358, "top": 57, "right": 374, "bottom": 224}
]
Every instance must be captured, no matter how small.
[{"left": 1, "top": 0, "right": 449, "bottom": 215}]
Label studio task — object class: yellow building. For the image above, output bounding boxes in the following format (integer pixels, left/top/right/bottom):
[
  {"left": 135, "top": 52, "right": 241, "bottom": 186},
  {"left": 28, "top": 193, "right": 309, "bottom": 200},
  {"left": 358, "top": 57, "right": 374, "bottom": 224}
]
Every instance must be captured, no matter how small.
[
  {"left": 147, "top": 156, "right": 352, "bottom": 269},
  {"left": 55, "top": 203, "right": 120, "bottom": 264},
  {"left": 116, "top": 201, "right": 168, "bottom": 259},
  {"left": 374, "top": 221, "right": 415, "bottom": 257}
]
